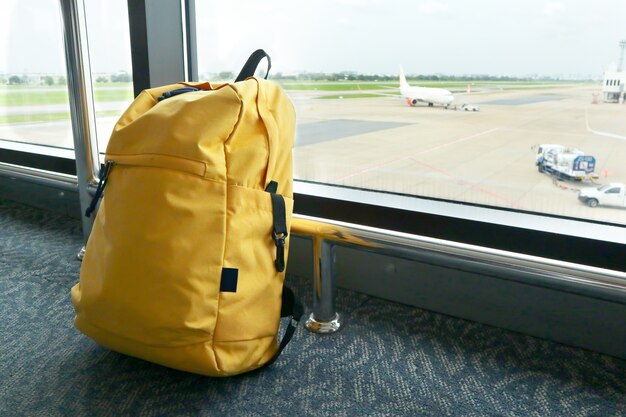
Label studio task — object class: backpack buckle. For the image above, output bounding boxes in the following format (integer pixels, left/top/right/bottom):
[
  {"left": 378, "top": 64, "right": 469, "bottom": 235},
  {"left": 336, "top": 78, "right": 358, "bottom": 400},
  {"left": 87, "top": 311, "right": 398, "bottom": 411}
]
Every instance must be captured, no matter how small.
[
  {"left": 272, "top": 232, "right": 287, "bottom": 247},
  {"left": 272, "top": 232, "right": 287, "bottom": 272}
]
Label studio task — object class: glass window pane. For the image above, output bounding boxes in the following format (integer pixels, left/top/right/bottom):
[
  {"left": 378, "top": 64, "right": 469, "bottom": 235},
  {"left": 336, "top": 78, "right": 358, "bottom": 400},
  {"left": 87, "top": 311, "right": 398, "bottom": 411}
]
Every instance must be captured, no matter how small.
[
  {"left": 83, "top": 0, "right": 133, "bottom": 157},
  {"left": 195, "top": 1, "right": 626, "bottom": 227},
  {"left": 0, "top": 0, "right": 72, "bottom": 151},
  {"left": 0, "top": 0, "right": 133, "bottom": 161}
]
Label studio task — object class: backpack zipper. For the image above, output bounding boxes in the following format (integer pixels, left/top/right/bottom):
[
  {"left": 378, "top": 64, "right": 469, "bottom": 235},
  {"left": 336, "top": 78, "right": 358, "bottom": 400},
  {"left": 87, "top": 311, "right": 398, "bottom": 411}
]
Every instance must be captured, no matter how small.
[
  {"left": 85, "top": 160, "right": 115, "bottom": 217},
  {"left": 105, "top": 154, "right": 208, "bottom": 177},
  {"left": 84, "top": 154, "right": 210, "bottom": 218}
]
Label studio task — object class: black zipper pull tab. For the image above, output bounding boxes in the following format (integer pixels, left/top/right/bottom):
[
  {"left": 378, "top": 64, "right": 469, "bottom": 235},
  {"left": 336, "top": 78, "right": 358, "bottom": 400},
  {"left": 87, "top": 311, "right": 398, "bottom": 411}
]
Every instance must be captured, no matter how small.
[
  {"left": 85, "top": 160, "right": 115, "bottom": 218},
  {"left": 157, "top": 87, "right": 200, "bottom": 101}
]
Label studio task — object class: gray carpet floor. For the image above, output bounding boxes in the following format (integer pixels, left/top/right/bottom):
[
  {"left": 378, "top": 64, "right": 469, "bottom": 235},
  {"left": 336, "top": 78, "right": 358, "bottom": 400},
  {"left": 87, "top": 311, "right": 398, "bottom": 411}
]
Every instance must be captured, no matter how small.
[{"left": 1, "top": 199, "right": 625, "bottom": 417}]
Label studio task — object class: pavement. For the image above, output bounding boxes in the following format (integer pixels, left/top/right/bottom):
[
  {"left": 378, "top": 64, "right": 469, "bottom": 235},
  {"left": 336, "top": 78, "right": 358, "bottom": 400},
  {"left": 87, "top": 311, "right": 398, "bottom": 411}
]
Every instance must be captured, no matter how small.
[{"left": 290, "top": 85, "right": 626, "bottom": 225}]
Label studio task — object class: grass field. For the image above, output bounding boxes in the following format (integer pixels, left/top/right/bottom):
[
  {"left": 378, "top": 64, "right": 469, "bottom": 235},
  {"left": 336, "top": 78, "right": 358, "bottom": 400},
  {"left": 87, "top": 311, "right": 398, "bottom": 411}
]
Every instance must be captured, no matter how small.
[
  {"left": 0, "top": 84, "right": 133, "bottom": 107},
  {"left": 0, "top": 79, "right": 577, "bottom": 104},
  {"left": 0, "top": 79, "right": 589, "bottom": 125},
  {"left": 0, "top": 110, "right": 121, "bottom": 125},
  {"left": 278, "top": 82, "right": 398, "bottom": 91},
  {"left": 318, "top": 93, "right": 401, "bottom": 99}
]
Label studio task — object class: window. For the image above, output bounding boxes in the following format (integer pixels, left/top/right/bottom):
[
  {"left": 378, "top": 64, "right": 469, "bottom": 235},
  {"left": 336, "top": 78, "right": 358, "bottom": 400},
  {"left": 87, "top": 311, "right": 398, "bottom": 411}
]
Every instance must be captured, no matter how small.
[
  {"left": 83, "top": 0, "right": 134, "bottom": 159},
  {"left": 0, "top": 0, "right": 72, "bottom": 153},
  {"left": 194, "top": 1, "right": 626, "bottom": 232},
  {"left": 0, "top": 0, "right": 133, "bottom": 169}
]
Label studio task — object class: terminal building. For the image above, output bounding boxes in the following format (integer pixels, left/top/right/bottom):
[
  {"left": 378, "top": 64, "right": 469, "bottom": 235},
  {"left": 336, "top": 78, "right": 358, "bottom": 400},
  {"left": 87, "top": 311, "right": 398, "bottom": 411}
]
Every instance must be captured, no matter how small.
[
  {"left": 602, "top": 68, "right": 626, "bottom": 102},
  {"left": 603, "top": 40, "right": 626, "bottom": 103}
]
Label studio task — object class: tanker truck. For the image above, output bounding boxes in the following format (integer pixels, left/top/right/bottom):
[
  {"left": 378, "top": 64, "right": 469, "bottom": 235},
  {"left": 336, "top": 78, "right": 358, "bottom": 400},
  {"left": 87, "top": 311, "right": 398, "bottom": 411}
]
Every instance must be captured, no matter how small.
[{"left": 535, "top": 144, "right": 596, "bottom": 181}]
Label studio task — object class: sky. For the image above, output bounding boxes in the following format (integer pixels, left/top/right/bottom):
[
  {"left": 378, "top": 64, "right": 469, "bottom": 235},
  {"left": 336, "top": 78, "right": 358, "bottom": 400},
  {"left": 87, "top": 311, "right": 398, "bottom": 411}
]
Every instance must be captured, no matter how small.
[
  {"left": 1, "top": 0, "right": 625, "bottom": 78},
  {"left": 0, "top": 0, "right": 132, "bottom": 76}
]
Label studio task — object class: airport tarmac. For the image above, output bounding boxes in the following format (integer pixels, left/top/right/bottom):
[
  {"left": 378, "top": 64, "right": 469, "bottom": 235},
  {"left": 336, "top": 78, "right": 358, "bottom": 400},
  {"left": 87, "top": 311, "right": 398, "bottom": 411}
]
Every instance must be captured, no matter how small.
[
  {"left": 2, "top": 83, "right": 625, "bottom": 226},
  {"left": 290, "top": 84, "right": 626, "bottom": 226}
]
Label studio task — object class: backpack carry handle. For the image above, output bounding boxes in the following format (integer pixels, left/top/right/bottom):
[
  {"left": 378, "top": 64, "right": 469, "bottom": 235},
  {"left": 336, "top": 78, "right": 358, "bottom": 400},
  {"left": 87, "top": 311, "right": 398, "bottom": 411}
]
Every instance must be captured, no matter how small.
[{"left": 234, "top": 49, "right": 271, "bottom": 82}]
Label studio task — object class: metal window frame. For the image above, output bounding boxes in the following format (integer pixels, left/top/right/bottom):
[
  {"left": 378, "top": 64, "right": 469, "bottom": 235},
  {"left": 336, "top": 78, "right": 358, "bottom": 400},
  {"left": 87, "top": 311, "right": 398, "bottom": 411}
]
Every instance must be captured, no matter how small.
[
  {"left": 127, "top": 0, "right": 191, "bottom": 95},
  {"left": 1, "top": 0, "right": 623, "bottom": 272},
  {"left": 1, "top": 0, "right": 196, "bottom": 239},
  {"left": 0, "top": 0, "right": 100, "bottom": 239},
  {"left": 59, "top": 0, "right": 101, "bottom": 240},
  {"left": 294, "top": 187, "right": 626, "bottom": 273},
  {"left": 0, "top": 0, "right": 623, "bottom": 273},
  {"left": 0, "top": 148, "right": 76, "bottom": 176}
]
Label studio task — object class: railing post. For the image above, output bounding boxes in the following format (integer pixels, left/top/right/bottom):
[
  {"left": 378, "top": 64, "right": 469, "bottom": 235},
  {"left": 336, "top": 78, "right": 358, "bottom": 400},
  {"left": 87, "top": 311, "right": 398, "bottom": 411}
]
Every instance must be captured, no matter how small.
[{"left": 304, "top": 237, "right": 342, "bottom": 334}]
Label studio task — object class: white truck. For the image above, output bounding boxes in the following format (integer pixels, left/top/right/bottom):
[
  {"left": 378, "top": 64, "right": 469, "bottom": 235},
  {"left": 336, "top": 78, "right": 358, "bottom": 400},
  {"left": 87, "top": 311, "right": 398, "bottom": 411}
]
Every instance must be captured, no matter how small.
[
  {"left": 460, "top": 104, "right": 480, "bottom": 112},
  {"left": 535, "top": 144, "right": 596, "bottom": 181},
  {"left": 578, "top": 183, "right": 626, "bottom": 208}
]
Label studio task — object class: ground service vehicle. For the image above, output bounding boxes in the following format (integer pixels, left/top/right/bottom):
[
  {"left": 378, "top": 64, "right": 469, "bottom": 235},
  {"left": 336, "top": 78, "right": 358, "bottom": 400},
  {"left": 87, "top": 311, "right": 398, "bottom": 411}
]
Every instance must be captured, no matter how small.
[
  {"left": 535, "top": 144, "right": 596, "bottom": 181},
  {"left": 578, "top": 183, "right": 626, "bottom": 208},
  {"left": 461, "top": 104, "right": 480, "bottom": 111}
]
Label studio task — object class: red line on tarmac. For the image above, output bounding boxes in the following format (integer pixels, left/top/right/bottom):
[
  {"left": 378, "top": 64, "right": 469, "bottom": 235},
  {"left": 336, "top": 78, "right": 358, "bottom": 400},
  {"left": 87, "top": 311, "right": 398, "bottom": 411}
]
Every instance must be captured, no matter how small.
[
  {"left": 332, "top": 128, "right": 499, "bottom": 182},
  {"left": 409, "top": 158, "right": 527, "bottom": 210}
]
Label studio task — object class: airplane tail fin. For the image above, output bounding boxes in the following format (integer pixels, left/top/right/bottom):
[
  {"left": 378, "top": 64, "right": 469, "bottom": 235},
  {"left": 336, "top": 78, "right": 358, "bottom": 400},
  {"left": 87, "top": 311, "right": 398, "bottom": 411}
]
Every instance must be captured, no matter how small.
[{"left": 399, "top": 65, "right": 410, "bottom": 89}]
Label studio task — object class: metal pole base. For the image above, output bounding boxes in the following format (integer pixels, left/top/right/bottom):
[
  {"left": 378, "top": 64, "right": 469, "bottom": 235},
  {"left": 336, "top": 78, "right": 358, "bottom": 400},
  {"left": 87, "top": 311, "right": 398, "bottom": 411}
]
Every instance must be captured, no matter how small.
[
  {"left": 305, "top": 312, "right": 342, "bottom": 334},
  {"left": 77, "top": 246, "right": 86, "bottom": 261}
]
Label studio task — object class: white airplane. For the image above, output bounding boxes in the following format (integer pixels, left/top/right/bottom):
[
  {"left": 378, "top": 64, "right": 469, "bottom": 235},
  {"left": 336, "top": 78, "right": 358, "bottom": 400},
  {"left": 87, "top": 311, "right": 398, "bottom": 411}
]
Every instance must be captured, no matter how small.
[{"left": 399, "top": 66, "right": 455, "bottom": 107}]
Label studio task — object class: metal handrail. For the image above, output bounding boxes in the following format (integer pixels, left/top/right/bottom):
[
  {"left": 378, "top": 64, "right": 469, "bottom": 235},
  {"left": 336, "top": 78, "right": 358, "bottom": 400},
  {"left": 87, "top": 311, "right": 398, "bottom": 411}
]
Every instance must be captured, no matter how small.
[{"left": 291, "top": 215, "right": 626, "bottom": 334}]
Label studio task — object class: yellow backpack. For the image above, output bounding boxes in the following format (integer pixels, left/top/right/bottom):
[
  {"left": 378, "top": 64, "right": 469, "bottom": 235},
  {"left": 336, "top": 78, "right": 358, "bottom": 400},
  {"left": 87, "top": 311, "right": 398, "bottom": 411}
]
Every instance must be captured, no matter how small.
[{"left": 71, "top": 50, "right": 302, "bottom": 376}]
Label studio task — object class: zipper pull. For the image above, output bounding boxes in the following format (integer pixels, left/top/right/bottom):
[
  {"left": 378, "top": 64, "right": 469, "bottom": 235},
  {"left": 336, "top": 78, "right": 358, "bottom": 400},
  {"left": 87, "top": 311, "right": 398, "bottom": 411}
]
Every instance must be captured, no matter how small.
[
  {"left": 157, "top": 87, "right": 200, "bottom": 101},
  {"left": 85, "top": 160, "right": 115, "bottom": 218}
]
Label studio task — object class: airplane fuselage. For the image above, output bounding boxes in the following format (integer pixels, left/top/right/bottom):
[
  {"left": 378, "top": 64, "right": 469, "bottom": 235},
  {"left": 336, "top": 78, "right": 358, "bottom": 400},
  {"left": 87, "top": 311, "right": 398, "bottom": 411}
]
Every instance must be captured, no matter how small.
[{"left": 401, "top": 85, "right": 455, "bottom": 107}]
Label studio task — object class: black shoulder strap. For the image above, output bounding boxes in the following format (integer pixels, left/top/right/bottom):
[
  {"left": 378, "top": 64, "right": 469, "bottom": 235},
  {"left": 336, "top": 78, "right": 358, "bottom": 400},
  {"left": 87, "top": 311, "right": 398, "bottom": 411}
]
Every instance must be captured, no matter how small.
[
  {"left": 270, "top": 193, "right": 287, "bottom": 272},
  {"left": 262, "top": 285, "right": 304, "bottom": 369},
  {"left": 234, "top": 49, "right": 271, "bottom": 82}
]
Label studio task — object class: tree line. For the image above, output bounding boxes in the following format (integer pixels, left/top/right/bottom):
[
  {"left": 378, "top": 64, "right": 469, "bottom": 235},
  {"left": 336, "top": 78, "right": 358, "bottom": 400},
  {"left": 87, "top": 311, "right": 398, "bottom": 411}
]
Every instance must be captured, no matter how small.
[
  {"left": 204, "top": 71, "right": 564, "bottom": 82},
  {"left": 268, "top": 72, "right": 560, "bottom": 82},
  {"left": 1, "top": 75, "right": 66, "bottom": 85},
  {"left": 1, "top": 72, "right": 132, "bottom": 86},
  {"left": 2, "top": 70, "right": 578, "bottom": 86}
]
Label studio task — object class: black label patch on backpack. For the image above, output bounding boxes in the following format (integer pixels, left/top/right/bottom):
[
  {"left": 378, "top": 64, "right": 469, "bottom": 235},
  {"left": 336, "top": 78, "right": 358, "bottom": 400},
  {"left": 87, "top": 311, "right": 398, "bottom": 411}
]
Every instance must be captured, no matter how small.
[{"left": 220, "top": 268, "right": 239, "bottom": 292}]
